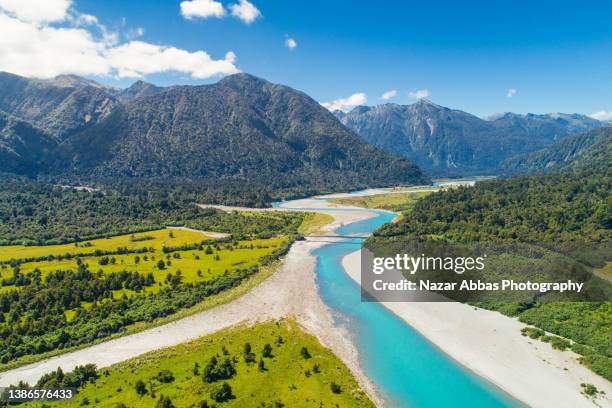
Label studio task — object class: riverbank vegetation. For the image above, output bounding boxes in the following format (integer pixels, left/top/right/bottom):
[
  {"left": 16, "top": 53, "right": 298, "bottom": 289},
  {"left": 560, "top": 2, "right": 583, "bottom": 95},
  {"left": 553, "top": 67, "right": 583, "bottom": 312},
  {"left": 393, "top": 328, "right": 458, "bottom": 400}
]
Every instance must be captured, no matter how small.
[
  {"left": 15, "top": 320, "right": 374, "bottom": 408},
  {"left": 329, "top": 191, "right": 431, "bottom": 212},
  {"left": 369, "top": 171, "right": 611, "bottom": 380}
]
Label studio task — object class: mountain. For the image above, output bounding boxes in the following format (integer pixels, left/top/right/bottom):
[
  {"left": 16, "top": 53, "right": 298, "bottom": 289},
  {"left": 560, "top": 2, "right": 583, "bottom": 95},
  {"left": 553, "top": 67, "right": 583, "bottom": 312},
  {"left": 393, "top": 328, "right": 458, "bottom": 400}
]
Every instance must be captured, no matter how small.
[
  {"left": 0, "top": 110, "right": 57, "bottom": 175},
  {"left": 336, "top": 101, "right": 603, "bottom": 175},
  {"left": 54, "top": 73, "right": 427, "bottom": 190},
  {"left": 502, "top": 126, "right": 612, "bottom": 174},
  {"left": 0, "top": 71, "right": 118, "bottom": 140},
  {"left": 116, "top": 80, "right": 165, "bottom": 102}
]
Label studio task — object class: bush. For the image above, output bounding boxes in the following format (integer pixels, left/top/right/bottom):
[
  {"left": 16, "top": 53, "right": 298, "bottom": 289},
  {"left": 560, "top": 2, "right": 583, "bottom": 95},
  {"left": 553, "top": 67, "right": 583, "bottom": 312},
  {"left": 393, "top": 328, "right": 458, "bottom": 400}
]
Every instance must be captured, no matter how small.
[
  {"left": 520, "top": 327, "right": 544, "bottom": 339},
  {"left": 134, "top": 379, "right": 147, "bottom": 395},
  {"left": 262, "top": 343, "right": 273, "bottom": 358},
  {"left": 156, "top": 395, "right": 175, "bottom": 408},
  {"left": 581, "top": 383, "right": 599, "bottom": 397},
  {"left": 330, "top": 382, "right": 342, "bottom": 394},
  {"left": 202, "top": 357, "right": 236, "bottom": 383},
  {"left": 210, "top": 382, "right": 233, "bottom": 402},
  {"left": 156, "top": 370, "right": 174, "bottom": 383}
]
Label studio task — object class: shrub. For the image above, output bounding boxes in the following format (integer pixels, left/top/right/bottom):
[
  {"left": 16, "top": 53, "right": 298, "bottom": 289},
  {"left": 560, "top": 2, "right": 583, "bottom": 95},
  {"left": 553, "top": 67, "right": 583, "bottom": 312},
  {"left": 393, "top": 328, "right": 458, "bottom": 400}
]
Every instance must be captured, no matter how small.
[
  {"left": 210, "top": 382, "right": 233, "bottom": 402},
  {"left": 135, "top": 379, "right": 147, "bottom": 395},
  {"left": 156, "top": 370, "right": 174, "bottom": 383},
  {"left": 330, "top": 382, "right": 342, "bottom": 394},
  {"left": 156, "top": 395, "right": 175, "bottom": 408}
]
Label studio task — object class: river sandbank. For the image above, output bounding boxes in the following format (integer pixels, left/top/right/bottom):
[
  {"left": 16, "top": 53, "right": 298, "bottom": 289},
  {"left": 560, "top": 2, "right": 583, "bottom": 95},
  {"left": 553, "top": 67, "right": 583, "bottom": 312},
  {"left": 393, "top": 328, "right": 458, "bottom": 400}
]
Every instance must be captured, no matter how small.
[{"left": 342, "top": 249, "right": 612, "bottom": 408}]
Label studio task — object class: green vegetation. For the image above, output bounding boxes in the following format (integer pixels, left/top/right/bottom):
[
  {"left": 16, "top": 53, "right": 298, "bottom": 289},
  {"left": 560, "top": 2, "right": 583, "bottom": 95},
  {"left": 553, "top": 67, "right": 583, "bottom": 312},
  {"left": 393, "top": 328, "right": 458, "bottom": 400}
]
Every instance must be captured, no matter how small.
[
  {"left": 297, "top": 212, "right": 335, "bottom": 235},
  {"left": 503, "top": 126, "right": 611, "bottom": 175},
  {"left": 0, "top": 228, "right": 294, "bottom": 367},
  {"left": 374, "top": 172, "right": 610, "bottom": 244},
  {"left": 580, "top": 383, "right": 601, "bottom": 398},
  {"left": 369, "top": 172, "right": 612, "bottom": 380},
  {"left": 18, "top": 320, "right": 374, "bottom": 408},
  {"left": 0, "top": 177, "right": 311, "bottom": 246},
  {"left": 0, "top": 176, "right": 325, "bottom": 368},
  {"left": 330, "top": 191, "right": 432, "bottom": 212}
]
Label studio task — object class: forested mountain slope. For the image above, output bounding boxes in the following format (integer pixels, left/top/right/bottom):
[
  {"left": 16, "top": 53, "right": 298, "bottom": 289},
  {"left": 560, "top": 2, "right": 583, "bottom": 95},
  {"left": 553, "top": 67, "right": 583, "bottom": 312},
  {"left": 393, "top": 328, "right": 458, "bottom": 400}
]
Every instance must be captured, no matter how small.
[
  {"left": 55, "top": 73, "right": 426, "bottom": 190},
  {"left": 502, "top": 126, "right": 612, "bottom": 174},
  {"left": 336, "top": 101, "right": 602, "bottom": 175}
]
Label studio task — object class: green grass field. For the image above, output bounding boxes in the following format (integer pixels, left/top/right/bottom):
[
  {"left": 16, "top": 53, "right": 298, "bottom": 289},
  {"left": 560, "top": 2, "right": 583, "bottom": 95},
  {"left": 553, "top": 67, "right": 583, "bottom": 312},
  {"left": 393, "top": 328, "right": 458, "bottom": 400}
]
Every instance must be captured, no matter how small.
[
  {"left": 0, "top": 228, "right": 208, "bottom": 262},
  {"left": 23, "top": 320, "right": 374, "bottom": 408},
  {"left": 298, "top": 213, "right": 335, "bottom": 235},
  {"left": 329, "top": 192, "right": 431, "bottom": 212},
  {"left": 0, "top": 228, "right": 288, "bottom": 296}
]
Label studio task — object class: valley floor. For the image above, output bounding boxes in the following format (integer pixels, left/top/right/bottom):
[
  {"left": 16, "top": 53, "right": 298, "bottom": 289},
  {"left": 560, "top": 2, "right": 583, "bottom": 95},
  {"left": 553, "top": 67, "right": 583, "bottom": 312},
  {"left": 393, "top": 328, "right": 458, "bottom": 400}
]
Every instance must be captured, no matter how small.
[
  {"left": 0, "top": 204, "right": 384, "bottom": 406},
  {"left": 2, "top": 191, "right": 610, "bottom": 408}
]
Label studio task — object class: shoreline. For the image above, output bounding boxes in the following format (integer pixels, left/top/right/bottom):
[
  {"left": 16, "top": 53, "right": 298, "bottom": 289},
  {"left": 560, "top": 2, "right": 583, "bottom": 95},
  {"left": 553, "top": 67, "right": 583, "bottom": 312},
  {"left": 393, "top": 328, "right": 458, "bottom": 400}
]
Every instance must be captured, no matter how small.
[{"left": 341, "top": 249, "right": 612, "bottom": 408}]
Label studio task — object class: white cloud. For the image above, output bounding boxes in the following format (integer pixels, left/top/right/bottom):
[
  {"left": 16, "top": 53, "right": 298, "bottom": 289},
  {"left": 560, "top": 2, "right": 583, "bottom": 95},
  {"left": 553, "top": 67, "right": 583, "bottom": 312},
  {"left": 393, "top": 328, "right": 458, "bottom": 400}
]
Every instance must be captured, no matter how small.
[
  {"left": 408, "top": 89, "right": 430, "bottom": 99},
  {"left": 107, "top": 42, "right": 238, "bottom": 79},
  {"left": 180, "top": 0, "right": 225, "bottom": 20},
  {"left": 321, "top": 93, "right": 367, "bottom": 112},
  {"left": 230, "top": 0, "right": 260, "bottom": 24},
  {"left": 0, "top": 3, "right": 239, "bottom": 79},
  {"left": 76, "top": 13, "right": 98, "bottom": 25},
  {"left": 125, "top": 26, "right": 145, "bottom": 40},
  {"left": 381, "top": 90, "right": 397, "bottom": 100},
  {"left": 285, "top": 37, "right": 297, "bottom": 50},
  {"left": 0, "top": 0, "right": 71, "bottom": 24},
  {"left": 507, "top": 88, "right": 517, "bottom": 98},
  {"left": 589, "top": 111, "right": 612, "bottom": 121}
]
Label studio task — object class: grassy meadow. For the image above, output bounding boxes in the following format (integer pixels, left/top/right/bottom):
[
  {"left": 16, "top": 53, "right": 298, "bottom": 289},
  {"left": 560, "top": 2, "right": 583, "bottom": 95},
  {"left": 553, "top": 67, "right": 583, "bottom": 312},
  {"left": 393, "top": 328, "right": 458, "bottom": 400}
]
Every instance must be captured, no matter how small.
[
  {"left": 21, "top": 320, "right": 374, "bottom": 408},
  {"left": 297, "top": 213, "right": 335, "bottom": 235},
  {"left": 0, "top": 228, "right": 288, "bottom": 296},
  {"left": 329, "top": 191, "right": 431, "bottom": 212}
]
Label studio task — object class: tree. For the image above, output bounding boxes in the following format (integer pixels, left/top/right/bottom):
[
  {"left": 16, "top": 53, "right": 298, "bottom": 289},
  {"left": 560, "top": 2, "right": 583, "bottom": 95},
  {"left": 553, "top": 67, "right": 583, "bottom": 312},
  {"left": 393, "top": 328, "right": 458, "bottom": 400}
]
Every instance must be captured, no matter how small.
[
  {"left": 243, "top": 343, "right": 255, "bottom": 363},
  {"left": 210, "top": 382, "right": 233, "bottom": 402},
  {"left": 157, "top": 260, "right": 165, "bottom": 270},
  {"left": 156, "top": 370, "right": 174, "bottom": 383},
  {"left": 330, "top": 382, "right": 341, "bottom": 394},
  {"left": 300, "top": 346, "right": 311, "bottom": 359},
  {"left": 156, "top": 394, "right": 175, "bottom": 408},
  {"left": 262, "top": 343, "right": 273, "bottom": 358},
  {"left": 135, "top": 379, "right": 147, "bottom": 395},
  {"left": 258, "top": 358, "right": 265, "bottom": 371}
]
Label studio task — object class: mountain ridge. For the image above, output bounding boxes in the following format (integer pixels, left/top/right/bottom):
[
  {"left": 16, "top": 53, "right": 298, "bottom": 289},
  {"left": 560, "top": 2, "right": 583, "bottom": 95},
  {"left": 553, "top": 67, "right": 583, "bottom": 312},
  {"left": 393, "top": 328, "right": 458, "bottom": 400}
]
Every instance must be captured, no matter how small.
[
  {"left": 336, "top": 101, "right": 603, "bottom": 175},
  {"left": 50, "top": 73, "right": 427, "bottom": 190},
  {"left": 502, "top": 126, "right": 612, "bottom": 174}
]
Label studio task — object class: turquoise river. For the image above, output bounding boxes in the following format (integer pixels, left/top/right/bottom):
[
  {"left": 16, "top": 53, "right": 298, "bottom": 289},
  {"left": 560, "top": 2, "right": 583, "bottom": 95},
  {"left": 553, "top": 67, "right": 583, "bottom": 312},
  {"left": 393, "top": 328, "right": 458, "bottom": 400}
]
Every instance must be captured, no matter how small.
[{"left": 279, "top": 200, "right": 525, "bottom": 408}]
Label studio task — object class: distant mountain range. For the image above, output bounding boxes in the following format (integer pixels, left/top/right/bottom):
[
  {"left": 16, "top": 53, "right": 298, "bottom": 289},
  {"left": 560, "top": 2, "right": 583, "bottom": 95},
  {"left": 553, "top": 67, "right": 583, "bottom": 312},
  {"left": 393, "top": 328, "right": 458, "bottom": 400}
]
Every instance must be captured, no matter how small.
[
  {"left": 0, "top": 71, "right": 426, "bottom": 192},
  {"left": 502, "top": 125, "right": 611, "bottom": 174},
  {"left": 335, "top": 101, "right": 603, "bottom": 175}
]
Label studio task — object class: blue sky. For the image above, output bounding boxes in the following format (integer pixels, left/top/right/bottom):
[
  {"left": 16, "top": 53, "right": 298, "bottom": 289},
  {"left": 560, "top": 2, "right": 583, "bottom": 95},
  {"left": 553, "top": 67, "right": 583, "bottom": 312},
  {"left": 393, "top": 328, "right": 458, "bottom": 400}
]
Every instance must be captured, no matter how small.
[{"left": 1, "top": 0, "right": 611, "bottom": 118}]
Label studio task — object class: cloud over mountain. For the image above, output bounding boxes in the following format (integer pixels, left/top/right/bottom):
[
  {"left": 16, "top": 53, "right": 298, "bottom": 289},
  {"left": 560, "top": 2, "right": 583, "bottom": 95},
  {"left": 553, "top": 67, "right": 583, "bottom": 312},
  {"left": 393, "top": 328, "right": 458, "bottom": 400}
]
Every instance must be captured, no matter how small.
[{"left": 0, "top": 0, "right": 238, "bottom": 79}]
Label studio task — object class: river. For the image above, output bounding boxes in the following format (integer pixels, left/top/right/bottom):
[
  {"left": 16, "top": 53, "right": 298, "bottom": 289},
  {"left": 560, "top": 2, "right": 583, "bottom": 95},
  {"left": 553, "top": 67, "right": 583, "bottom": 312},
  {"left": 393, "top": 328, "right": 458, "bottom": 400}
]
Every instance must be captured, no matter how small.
[{"left": 280, "top": 199, "right": 524, "bottom": 408}]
